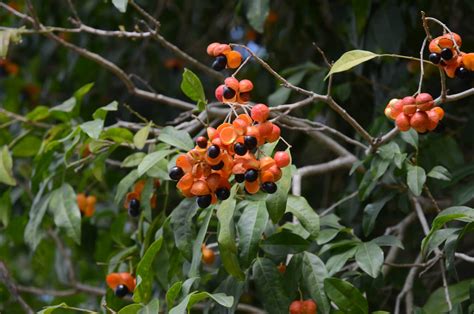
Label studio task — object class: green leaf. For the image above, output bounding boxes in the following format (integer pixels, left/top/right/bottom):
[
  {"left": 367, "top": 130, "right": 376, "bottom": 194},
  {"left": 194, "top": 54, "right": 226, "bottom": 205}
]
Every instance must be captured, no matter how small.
[
  {"left": 25, "top": 106, "right": 50, "bottom": 121},
  {"left": 400, "top": 129, "right": 418, "bottom": 148},
  {"left": 427, "top": 165, "right": 451, "bottom": 181},
  {"left": 93, "top": 100, "right": 118, "bottom": 120},
  {"left": 371, "top": 235, "right": 404, "bottom": 249},
  {"left": 112, "top": 0, "right": 128, "bottom": 12},
  {"left": 170, "top": 198, "right": 199, "bottom": 260},
  {"left": 453, "top": 183, "right": 474, "bottom": 205},
  {"left": 118, "top": 304, "right": 143, "bottom": 314},
  {"left": 423, "top": 279, "right": 474, "bottom": 313},
  {"left": 166, "top": 281, "right": 183, "bottom": 309},
  {"left": 37, "top": 303, "right": 68, "bottom": 314},
  {"left": 102, "top": 127, "right": 134, "bottom": 144},
  {"left": 114, "top": 169, "right": 140, "bottom": 205},
  {"left": 188, "top": 292, "right": 234, "bottom": 309},
  {"left": 352, "top": 0, "right": 371, "bottom": 33},
  {"left": 24, "top": 181, "right": 50, "bottom": 250},
  {"left": 80, "top": 119, "right": 104, "bottom": 139},
  {"left": 301, "top": 252, "right": 331, "bottom": 314},
  {"left": 138, "top": 299, "right": 160, "bottom": 314},
  {"left": 355, "top": 242, "right": 384, "bottom": 278},
  {"left": 407, "top": 165, "right": 426, "bottom": 196},
  {"left": 423, "top": 228, "right": 459, "bottom": 257},
  {"left": 317, "top": 228, "right": 341, "bottom": 245},
  {"left": 238, "top": 200, "right": 269, "bottom": 268},
  {"left": 12, "top": 135, "right": 42, "bottom": 157},
  {"left": 137, "top": 150, "right": 172, "bottom": 176},
  {"left": 266, "top": 163, "right": 292, "bottom": 223},
  {"left": 121, "top": 152, "right": 146, "bottom": 168},
  {"left": 217, "top": 186, "right": 244, "bottom": 280},
  {"left": 49, "top": 184, "right": 81, "bottom": 244},
  {"left": 362, "top": 194, "right": 394, "bottom": 236},
  {"left": 325, "top": 50, "right": 379, "bottom": 79},
  {"left": 260, "top": 232, "right": 310, "bottom": 256},
  {"left": 244, "top": 0, "right": 270, "bottom": 33},
  {"left": 189, "top": 207, "right": 213, "bottom": 277},
  {"left": 181, "top": 68, "right": 206, "bottom": 103},
  {"left": 169, "top": 292, "right": 194, "bottom": 314},
  {"left": 326, "top": 247, "right": 357, "bottom": 276},
  {"left": 377, "top": 142, "right": 400, "bottom": 161},
  {"left": 133, "top": 237, "right": 163, "bottom": 303},
  {"left": 286, "top": 195, "right": 319, "bottom": 239},
  {"left": 134, "top": 123, "right": 151, "bottom": 150},
  {"left": 158, "top": 126, "right": 194, "bottom": 151},
  {"left": 0, "top": 190, "right": 11, "bottom": 227},
  {"left": 108, "top": 246, "right": 138, "bottom": 273},
  {"left": 253, "top": 258, "right": 291, "bottom": 314},
  {"left": 324, "top": 277, "right": 368, "bottom": 314},
  {"left": 0, "top": 146, "right": 16, "bottom": 186}
]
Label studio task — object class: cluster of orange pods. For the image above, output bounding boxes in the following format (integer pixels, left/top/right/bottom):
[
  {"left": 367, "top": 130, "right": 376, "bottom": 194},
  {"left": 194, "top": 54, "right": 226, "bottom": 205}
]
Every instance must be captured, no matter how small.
[
  {"left": 215, "top": 77, "right": 253, "bottom": 104},
  {"left": 428, "top": 32, "right": 474, "bottom": 79},
  {"left": 76, "top": 193, "right": 96, "bottom": 217},
  {"left": 123, "top": 179, "right": 160, "bottom": 217},
  {"left": 0, "top": 59, "right": 19, "bottom": 76},
  {"left": 169, "top": 103, "right": 290, "bottom": 208},
  {"left": 106, "top": 272, "right": 136, "bottom": 298},
  {"left": 207, "top": 42, "right": 242, "bottom": 71},
  {"left": 384, "top": 93, "right": 445, "bottom": 133}
]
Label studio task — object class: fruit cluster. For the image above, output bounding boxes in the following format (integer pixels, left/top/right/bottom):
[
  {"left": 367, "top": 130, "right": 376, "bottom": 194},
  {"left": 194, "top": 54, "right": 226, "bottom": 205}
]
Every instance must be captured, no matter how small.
[
  {"left": 215, "top": 77, "right": 253, "bottom": 104},
  {"left": 169, "top": 104, "right": 290, "bottom": 208},
  {"left": 289, "top": 299, "right": 317, "bottom": 314},
  {"left": 0, "top": 59, "right": 19, "bottom": 76},
  {"left": 76, "top": 193, "right": 96, "bottom": 217},
  {"left": 206, "top": 42, "right": 242, "bottom": 71},
  {"left": 384, "top": 93, "right": 445, "bottom": 133},
  {"left": 106, "top": 272, "right": 136, "bottom": 298},
  {"left": 124, "top": 179, "right": 160, "bottom": 217},
  {"left": 428, "top": 32, "right": 474, "bottom": 79}
]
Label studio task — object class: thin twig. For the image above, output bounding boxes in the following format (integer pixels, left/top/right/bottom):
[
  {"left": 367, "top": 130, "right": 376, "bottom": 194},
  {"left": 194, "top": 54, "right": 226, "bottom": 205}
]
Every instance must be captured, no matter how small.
[{"left": 0, "top": 261, "right": 34, "bottom": 314}]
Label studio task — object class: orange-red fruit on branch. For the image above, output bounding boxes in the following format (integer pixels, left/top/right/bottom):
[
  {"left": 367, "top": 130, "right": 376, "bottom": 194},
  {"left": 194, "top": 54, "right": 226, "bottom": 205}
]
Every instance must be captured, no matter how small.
[
  {"left": 277, "top": 262, "right": 286, "bottom": 274},
  {"left": 410, "top": 111, "right": 429, "bottom": 133},
  {"left": 215, "top": 84, "right": 224, "bottom": 102},
  {"left": 251, "top": 103, "right": 270, "bottom": 123},
  {"left": 201, "top": 244, "right": 215, "bottom": 265},
  {"left": 266, "top": 124, "right": 281, "bottom": 143},
  {"left": 415, "top": 93, "right": 434, "bottom": 111},
  {"left": 106, "top": 272, "right": 136, "bottom": 292},
  {"left": 395, "top": 114, "right": 411, "bottom": 132},
  {"left": 274, "top": 151, "right": 290, "bottom": 168},
  {"left": 225, "top": 50, "right": 242, "bottom": 69},
  {"left": 289, "top": 299, "right": 317, "bottom": 314},
  {"left": 239, "top": 79, "right": 254, "bottom": 93}
]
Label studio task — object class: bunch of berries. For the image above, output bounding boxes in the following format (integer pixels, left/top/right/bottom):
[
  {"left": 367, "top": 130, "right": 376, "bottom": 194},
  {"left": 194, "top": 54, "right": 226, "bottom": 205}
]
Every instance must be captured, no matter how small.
[
  {"left": 169, "top": 104, "right": 290, "bottom": 208},
  {"left": 106, "top": 272, "right": 136, "bottom": 298},
  {"left": 0, "top": 59, "right": 19, "bottom": 76},
  {"left": 428, "top": 32, "right": 474, "bottom": 79},
  {"left": 76, "top": 193, "right": 96, "bottom": 217},
  {"left": 124, "top": 179, "right": 160, "bottom": 217},
  {"left": 289, "top": 299, "right": 317, "bottom": 314},
  {"left": 206, "top": 42, "right": 242, "bottom": 71},
  {"left": 215, "top": 77, "right": 254, "bottom": 104},
  {"left": 384, "top": 94, "right": 445, "bottom": 133}
]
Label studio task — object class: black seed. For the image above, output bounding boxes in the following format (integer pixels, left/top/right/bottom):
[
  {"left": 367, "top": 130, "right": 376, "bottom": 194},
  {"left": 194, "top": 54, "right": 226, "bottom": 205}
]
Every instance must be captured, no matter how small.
[
  {"left": 197, "top": 195, "right": 212, "bottom": 208},
  {"left": 234, "top": 142, "right": 248, "bottom": 156},
  {"left": 196, "top": 136, "right": 208, "bottom": 149},
  {"left": 244, "top": 136, "right": 257, "bottom": 150},
  {"left": 428, "top": 53, "right": 441, "bottom": 64},
  {"left": 440, "top": 48, "right": 453, "bottom": 60},
  {"left": 169, "top": 166, "right": 184, "bottom": 181},
  {"left": 207, "top": 145, "right": 220, "bottom": 159},
  {"left": 212, "top": 55, "right": 227, "bottom": 71},
  {"left": 115, "top": 284, "right": 129, "bottom": 298},
  {"left": 216, "top": 187, "right": 230, "bottom": 200},
  {"left": 211, "top": 161, "right": 224, "bottom": 170},
  {"left": 235, "top": 173, "right": 245, "bottom": 183},
  {"left": 455, "top": 67, "right": 470, "bottom": 79},
  {"left": 223, "top": 86, "right": 236, "bottom": 99},
  {"left": 128, "top": 199, "right": 140, "bottom": 217},
  {"left": 261, "top": 181, "right": 277, "bottom": 194},
  {"left": 245, "top": 169, "right": 258, "bottom": 182}
]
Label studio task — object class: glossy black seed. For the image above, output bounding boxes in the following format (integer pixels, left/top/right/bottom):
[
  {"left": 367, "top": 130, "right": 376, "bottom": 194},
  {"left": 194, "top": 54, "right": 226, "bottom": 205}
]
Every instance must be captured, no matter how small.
[
  {"left": 235, "top": 173, "right": 245, "bottom": 183},
  {"left": 428, "top": 53, "right": 441, "bottom": 64},
  {"left": 115, "top": 284, "right": 129, "bottom": 298},
  {"left": 207, "top": 145, "right": 220, "bottom": 158},
  {"left": 245, "top": 169, "right": 258, "bottom": 182},
  {"left": 223, "top": 86, "right": 236, "bottom": 99},
  {"left": 212, "top": 55, "right": 227, "bottom": 71},
  {"left": 216, "top": 187, "right": 230, "bottom": 200},
  {"left": 261, "top": 181, "right": 277, "bottom": 194},
  {"left": 440, "top": 48, "right": 453, "bottom": 60},
  {"left": 128, "top": 198, "right": 141, "bottom": 218},
  {"left": 197, "top": 194, "right": 212, "bottom": 208},
  {"left": 196, "top": 136, "right": 208, "bottom": 149},
  {"left": 244, "top": 136, "right": 257, "bottom": 150},
  {"left": 211, "top": 161, "right": 224, "bottom": 170},
  {"left": 455, "top": 67, "right": 470, "bottom": 79},
  {"left": 169, "top": 166, "right": 184, "bottom": 181},
  {"left": 234, "top": 142, "right": 248, "bottom": 156}
]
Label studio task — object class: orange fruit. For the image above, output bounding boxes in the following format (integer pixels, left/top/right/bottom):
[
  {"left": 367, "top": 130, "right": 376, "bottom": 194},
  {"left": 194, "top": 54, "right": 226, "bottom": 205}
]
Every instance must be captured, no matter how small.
[{"left": 225, "top": 50, "right": 242, "bottom": 69}]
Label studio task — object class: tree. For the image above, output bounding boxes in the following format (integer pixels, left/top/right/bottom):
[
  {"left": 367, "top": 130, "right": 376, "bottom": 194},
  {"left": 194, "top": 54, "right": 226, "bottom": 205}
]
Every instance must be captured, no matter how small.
[{"left": 1, "top": 1, "right": 474, "bottom": 313}]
